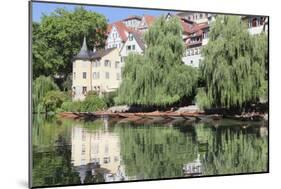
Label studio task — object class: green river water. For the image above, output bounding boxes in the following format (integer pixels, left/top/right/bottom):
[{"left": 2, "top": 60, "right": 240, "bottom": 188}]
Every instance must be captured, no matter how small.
[{"left": 32, "top": 115, "right": 268, "bottom": 187}]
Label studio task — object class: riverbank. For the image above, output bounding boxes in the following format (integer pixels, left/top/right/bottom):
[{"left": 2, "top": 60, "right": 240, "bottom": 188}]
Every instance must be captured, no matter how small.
[{"left": 58, "top": 109, "right": 268, "bottom": 123}]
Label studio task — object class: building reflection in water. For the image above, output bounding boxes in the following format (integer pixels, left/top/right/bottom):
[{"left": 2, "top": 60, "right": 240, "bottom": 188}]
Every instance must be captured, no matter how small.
[{"left": 71, "top": 118, "right": 127, "bottom": 183}]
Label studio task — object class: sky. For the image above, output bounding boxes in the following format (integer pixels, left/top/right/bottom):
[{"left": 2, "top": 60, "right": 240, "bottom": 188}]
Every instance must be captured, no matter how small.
[{"left": 32, "top": 2, "right": 174, "bottom": 23}]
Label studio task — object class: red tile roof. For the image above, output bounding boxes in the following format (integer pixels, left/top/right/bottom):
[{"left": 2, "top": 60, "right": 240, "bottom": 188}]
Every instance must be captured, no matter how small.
[
  {"left": 178, "top": 16, "right": 194, "bottom": 34},
  {"left": 107, "top": 21, "right": 133, "bottom": 42},
  {"left": 143, "top": 15, "right": 155, "bottom": 27}
]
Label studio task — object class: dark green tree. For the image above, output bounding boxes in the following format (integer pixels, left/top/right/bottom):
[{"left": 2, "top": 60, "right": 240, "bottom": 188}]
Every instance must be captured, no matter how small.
[
  {"left": 116, "top": 16, "right": 198, "bottom": 106},
  {"left": 199, "top": 16, "right": 268, "bottom": 109},
  {"left": 42, "top": 91, "right": 68, "bottom": 113},
  {"left": 32, "top": 7, "right": 107, "bottom": 79}
]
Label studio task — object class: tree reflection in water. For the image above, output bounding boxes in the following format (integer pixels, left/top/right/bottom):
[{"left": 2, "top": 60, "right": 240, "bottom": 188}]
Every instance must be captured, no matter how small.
[{"left": 32, "top": 116, "right": 268, "bottom": 187}]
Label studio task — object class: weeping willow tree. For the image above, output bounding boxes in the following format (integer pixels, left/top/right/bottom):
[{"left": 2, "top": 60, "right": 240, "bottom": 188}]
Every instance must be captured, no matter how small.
[
  {"left": 32, "top": 76, "right": 59, "bottom": 113},
  {"left": 115, "top": 16, "right": 198, "bottom": 106},
  {"left": 199, "top": 16, "right": 268, "bottom": 109}
]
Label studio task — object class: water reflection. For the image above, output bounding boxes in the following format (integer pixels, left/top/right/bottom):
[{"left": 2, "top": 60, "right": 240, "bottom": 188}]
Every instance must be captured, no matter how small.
[
  {"left": 71, "top": 118, "right": 127, "bottom": 183},
  {"left": 32, "top": 116, "right": 268, "bottom": 187}
]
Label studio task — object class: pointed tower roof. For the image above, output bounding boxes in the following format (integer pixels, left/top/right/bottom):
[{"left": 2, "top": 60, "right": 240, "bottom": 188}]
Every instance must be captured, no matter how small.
[{"left": 73, "top": 36, "right": 92, "bottom": 61}]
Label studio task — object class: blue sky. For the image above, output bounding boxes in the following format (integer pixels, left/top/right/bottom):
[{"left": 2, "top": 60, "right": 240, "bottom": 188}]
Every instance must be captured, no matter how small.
[{"left": 32, "top": 2, "right": 173, "bottom": 23}]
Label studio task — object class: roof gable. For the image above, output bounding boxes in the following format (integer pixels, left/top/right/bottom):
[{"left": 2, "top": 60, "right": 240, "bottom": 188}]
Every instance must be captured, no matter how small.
[{"left": 107, "top": 21, "right": 132, "bottom": 42}]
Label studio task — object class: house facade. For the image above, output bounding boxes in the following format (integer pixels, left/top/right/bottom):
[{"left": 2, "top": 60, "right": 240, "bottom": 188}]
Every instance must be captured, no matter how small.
[
  {"left": 122, "top": 15, "right": 142, "bottom": 30},
  {"left": 176, "top": 12, "right": 214, "bottom": 24},
  {"left": 137, "top": 15, "right": 155, "bottom": 33},
  {"left": 242, "top": 16, "right": 268, "bottom": 35},
  {"left": 106, "top": 22, "right": 131, "bottom": 49},
  {"left": 72, "top": 37, "right": 121, "bottom": 100},
  {"left": 119, "top": 31, "right": 145, "bottom": 63}
]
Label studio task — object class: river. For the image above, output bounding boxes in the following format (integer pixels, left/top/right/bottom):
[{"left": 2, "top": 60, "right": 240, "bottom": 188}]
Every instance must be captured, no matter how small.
[{"left": 31, "top": 115, "right": 268, "bottom": 187}]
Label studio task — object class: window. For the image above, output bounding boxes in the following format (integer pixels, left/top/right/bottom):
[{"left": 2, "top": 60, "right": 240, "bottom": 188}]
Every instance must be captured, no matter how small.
[
  {"left": 82, "top": 86, "right": 87, "bottom": 95},
  {"left": 115, "top": 61, "right": 120, "bottom": 68},
  {"left": 129, "top": 33, "right": 134, "bottom": 41},
  {"left": 190, "top": 60, "right": 193, "bottom": 65},
  {"left": 132, "top": 45, "right": 135, "bottom": 50},
  {"left": 104, "top": 60, "right": 111, "bottom": 67},
  {"left": 117, "top": 73, "right": 121, "bottom": 80},
  {"left": 91, "top": 158, "right": 100, "bottom": 164},
  {"left": 200, "top": 14, "right": 203, "bottom": 19},
  {"left": 127, "top": 45, "right": 131, "bottom": 51},
  {"left": 82, "top": 144, "right": 86, "bottom": 155},
  {"left": 82, "top": 72, "right": 87, "bottom": 79},
  {"left": 191, "top": 49, "right": 194, "bottom": 55},
  {"left": 187, "top": 50, "right": 190, "bottom": 56},
  {"left": 195, "top": 48, "right": 198, "bottom": 55},
  {"left": 203, "top": 31, "right": 208, "bottom": 39},
  {"left": 104, "top": 157, "right": 110, "bottom": 164},
  {"left": 105, "top": 72, "right": 110, "bottom": 79},
  {"left": 93, "top": 72, "right": 100, "bottom": 79},
  {"left": 73, "top": 72, "right": 76, "bottom": 80}
]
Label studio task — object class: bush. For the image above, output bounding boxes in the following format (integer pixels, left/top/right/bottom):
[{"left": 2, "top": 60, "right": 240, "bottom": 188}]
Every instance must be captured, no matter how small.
[
  {"left": 81, "top": 92, "right": 107, "bottom": 112},
  {"left": 42, "top": 91, "right": 68, "bottom": 113},
  {"left": 60, "top": 92, "right": 106, "bottom": 112},
  {"left": 61, "top": 101, "right": 82, "bottom": 112},
  {"left": 103, "top": 91, "right": 117, "bottom": 107}
]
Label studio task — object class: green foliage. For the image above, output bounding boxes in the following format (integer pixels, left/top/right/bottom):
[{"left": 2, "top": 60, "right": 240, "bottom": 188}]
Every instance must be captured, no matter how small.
[
  {"left": 32, "top": 7, "right": 107, "bottom": 79},
  {"left": 195, "top": 88, "right": 213, "bottom": 109},
  {"left": 103, "top": 91, "right": 117, "bottom": 107},
  {"left": 116, "top": 16, "right": 198, "bottom": 106},
  {"left": 32, "top": 116, "right": 81, "bottom": 187},
  {"left": 33, "top": 76, "right": 59, "bottom": 113},
  {"left": 194, "top": 123, "right": 268, "bottom": 174},
  {"left": 115, "top": 124, "right": 197, "bottom": 179},
  {"left": 60, "top": 92, "right": 106, "bottom": 112},
  {"left": 81, "top": 92, "right": 107, "bottom": 112},
  {"left": 42, "top": 91, "right": 68, "bottom": 113},
  {"left": 61, "top": 74, "right": 73, "bottom": 91},
  {"left": 200, "top": 16, "right": 268, "bottom": 108},
  {"left": 61, "top": 101, "right": 82, "bottom": 112}
]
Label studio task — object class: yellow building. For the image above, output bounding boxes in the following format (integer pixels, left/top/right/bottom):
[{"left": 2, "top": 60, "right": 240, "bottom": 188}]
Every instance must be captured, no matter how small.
[
  {"left": 72, "top": 37, "right": 121, "bottom": 100},
  {"left": 71, "top": 120, "right": 126, "bottom": 183}
]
